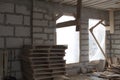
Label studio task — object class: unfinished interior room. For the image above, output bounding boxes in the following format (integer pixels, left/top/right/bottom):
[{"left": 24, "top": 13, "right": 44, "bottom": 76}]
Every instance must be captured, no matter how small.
[{"left": 0, "top": 0, "right": 120, "bottom": 80}]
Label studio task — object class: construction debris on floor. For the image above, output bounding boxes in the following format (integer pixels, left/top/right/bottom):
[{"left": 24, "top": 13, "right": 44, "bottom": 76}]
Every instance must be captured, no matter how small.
[{"left": 93, "top": 65, "right": 120, "bottom": 80}]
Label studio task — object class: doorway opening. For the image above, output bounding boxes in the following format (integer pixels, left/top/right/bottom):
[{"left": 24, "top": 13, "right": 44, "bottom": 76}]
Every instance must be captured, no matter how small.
[
  {"left": 56, "top": 15, "right": 80, "bottom": 64},
  {"left": 89, "top": 19, "right": 106, "bottom": 61}
]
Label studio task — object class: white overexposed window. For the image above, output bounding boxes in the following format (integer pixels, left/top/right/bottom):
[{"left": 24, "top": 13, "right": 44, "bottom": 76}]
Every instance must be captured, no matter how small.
[
  {"left": 56, "top": 15, "right": 80, "bottom": 64},
  {"left": 89, "top": 19, "right": 106, "bottom": 61}
]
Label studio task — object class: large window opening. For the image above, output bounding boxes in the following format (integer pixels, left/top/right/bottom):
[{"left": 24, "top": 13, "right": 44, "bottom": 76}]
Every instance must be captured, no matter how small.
[
  {"left": 89, "top": 19, "right": 106, "bottom": 61},
  {"left": 56, "top": 15, "right": 80, "bottom": 64}
]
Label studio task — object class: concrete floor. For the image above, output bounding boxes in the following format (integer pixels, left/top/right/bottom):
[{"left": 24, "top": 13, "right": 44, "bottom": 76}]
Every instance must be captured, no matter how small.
[{"left": 68, "top": 74, "right": 108, "bottom": 80}]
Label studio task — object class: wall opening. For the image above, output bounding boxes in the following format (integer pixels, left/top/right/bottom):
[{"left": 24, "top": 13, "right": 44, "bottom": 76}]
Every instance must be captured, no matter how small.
[
  {"left": 89, "top": 19, "right": 105, "bottom": 61},
  {"left": 56, "top": 15, "right": 80, "bottom": 64}
]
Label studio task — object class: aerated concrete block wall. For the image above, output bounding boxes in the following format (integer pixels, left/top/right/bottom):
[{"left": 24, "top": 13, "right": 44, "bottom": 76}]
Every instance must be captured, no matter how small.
[
  {"left": 0, "top": 0, "right": 56, "bottom": 80},
  {"left": 33, "top": 6, "right": 56, "bottom": 45},
  {"left": 0, "top": 0, "right": 109, "bottom": 79},
  {"left": 106, "top": 11, "right": 120, "bottom": 61},
  {"left": 0, "top": 2, "right": 31, "bottom": 79}
]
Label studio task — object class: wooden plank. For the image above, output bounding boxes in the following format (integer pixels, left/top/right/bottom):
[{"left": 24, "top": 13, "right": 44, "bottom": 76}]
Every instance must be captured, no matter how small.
[
  {"left": 109, "top": 10, "right": 114, "bottom": 33},
  {"left": 76, "top": 0, "right": 82, "bottom": 31},
  {"left": 0, "top": 51, "right": 3, "bottom": 79},
  {"left": 55, "top": 14, "right": 63, "bottom": 20},
  {"left": 56, "top": 20, "right": 75, "bottom": 28},
  {"left": 89, "top": 20, "right": 111, "bottom": 66},
  {"left": 4, "top": 50, "right": 8, "bottom": 77},
  {"left": 33, "top": 67, "right": 65, "bottom": 71}
]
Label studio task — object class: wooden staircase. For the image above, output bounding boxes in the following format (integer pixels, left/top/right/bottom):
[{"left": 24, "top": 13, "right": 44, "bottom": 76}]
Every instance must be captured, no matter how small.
[{"left": 21, "top": 45, "right": 67, "bottom": 80}]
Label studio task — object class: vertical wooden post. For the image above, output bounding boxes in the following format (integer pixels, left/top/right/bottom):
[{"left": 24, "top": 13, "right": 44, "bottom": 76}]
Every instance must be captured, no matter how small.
[
  {"left": 0, "top": 51, "right": 3, "bottom": 79},
  {"left": 76, "top": 0, "right": 82, "bottom": 31},
  {"left": 31, "top": 0, "right": 33, "bottom": 45},
  {"left": 109, "top": 10, "right": 114, "bottom": 33}
]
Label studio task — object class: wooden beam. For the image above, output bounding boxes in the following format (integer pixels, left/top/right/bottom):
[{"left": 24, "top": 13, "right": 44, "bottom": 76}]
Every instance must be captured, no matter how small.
[
  {"left": 109, "top": 10, "right": 114, "bottom": 33},
  {"left": 90, "top": 20, "right": 104, "bottom": 32},
  {"left": 76, "top": 0, "right": 82, "bottom": 31},
  {"left": 0, "top": 52, "right": 3, "bottom": 79},
  {"left": 101, "top": 22, "right": 110, "bottom": 31},
  {"left": 56, "top": 20, "right": 75, "bottom": 28},
  {"left": 89, "top": 20, "right": 111, "bottom": 66},
  {"left": 55, "top": 14, "right": 63, "bottom": 20}
]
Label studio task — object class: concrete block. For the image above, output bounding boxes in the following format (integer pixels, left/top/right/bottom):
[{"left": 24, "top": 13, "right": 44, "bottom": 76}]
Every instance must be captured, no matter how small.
[
  {"left": 16, "top": 5, "right": 30, "bottom": 15},
  {"left": 33, "top": 27, "right": 43, "bottom": 33},
  {"left": 6, "top": 14, "right": 23, "bottom": 25},
  {"left": 81, "top": 45, "right": 88, "bottom": 50},
  {"left": 114, "top": 30, "right": 120, "bottom": 35},
  {"left": 0, "top": 25, "right": 14, "bottom": 36},
  {"left": 15, "top": 26, "right": 30, "bottom": 37},
  {"left": 112, "top": 44, "right": 120, "bottom": 49},
  {"left": 33, "top": 20, "right": 48, "bottom": 26},
  {"left": 106, "top": 40, "right": 110, "bottom": 44},
  {"left": 66, "top": 65, "right": 80, "bottom": 75},
  {"left": 81, "top": 34, "right": 88, "bottom": 39},
  {"left": 6, "top": 38, "right": 23, "bottom": 48},
  {"left": 24, "top": 38, "right": 31, "bottom": 45},
  {"left": 115, "top": 50, "right": 120, "bottom": 54},
  {"left": 49, "top": 34, "right": 54, "bottom": 40},
  {"left": 115, "top": 26, "right": 120, "bottom": 30},
  {"left": 115, "top": 14, "right": 120, "bottom": 19},
  {"left": 0, "top": 14, "right": 4, "bottom": 23},
  {"left": 81, "top": 26, "right": 88, "bottom": 30},
  {"left": 81, "top": 51, "right": 88, "bottom": 56},
  {"left": 44, "top": 28, "right": 55, "bottom": 33},
  {"left": 11, "top": 61, "right": 21, "bottom": 71},
  {"left": 33, "top": 33, "right": 47, "bottom": 39},
  {"left": 115, "top": 40, "right": 120, "bottom": 44},
  {"left": 24, "top": 16, "right": 30, "bottom": 25},
  {"left": 0, "top": 2, "right": 14, "bottom": 13},
  {"left": 111, "top": 35, "right": 120, "bottom": 39},
  {"left": 49, "top": 21, "right": 56, "bottom": 27},
  {"left": 106, "top": 50, "right": 110, "bottom": 54},
  {"left": 44, "top": 40, "right": 54, "bottom": 45},
  {"left": 33, "top": 12, "right": 43, "bottom": 19},
  {"left": 15, "top": 49, "right": 21, "bottom": 60},
  {"left": 80, "top": 55, "right": 89, "bottom": 62},
  {"left": 44, "top": 14, "right": 52, "bottom": 20},
  {"left": 33, "top": 7, "right": 47, "bottom": 13},
  {"left": 16, "top": 72, "right": 22, "bottom": 79},
  {"left": 33, "top": 39, "right": 44, "bottom": 45},
  {"left": 81, "top": 40, "right": 88, "bottom": 45},
  {"left": 81, "top": 30, "right": 88, "bottom": 34},
  {"left": 8, "top": 50, "right": 15, "bottom": 61},
  {"left": 0, "top": 38, "right": 4, "bottom": 48}
]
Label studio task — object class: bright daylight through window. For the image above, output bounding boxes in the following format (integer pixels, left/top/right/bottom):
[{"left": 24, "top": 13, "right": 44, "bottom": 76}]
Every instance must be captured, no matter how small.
[
  {"left": 89, "top": 19, "right": 106, "bottom": 61},
  {"left": 56, "top": 15, "right": 80, "bottom": 64}
]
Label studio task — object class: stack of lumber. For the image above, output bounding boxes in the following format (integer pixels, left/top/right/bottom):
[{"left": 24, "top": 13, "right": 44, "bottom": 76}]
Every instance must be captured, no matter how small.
[
  {"left": 21, "top": 45, "right": 67, "bottom": 80},
  {"left": 107, "top": 65, "right": 120, "bottom": 74},
  {"left": 93, "top": 65, "right": 120, "bottom": 80}
]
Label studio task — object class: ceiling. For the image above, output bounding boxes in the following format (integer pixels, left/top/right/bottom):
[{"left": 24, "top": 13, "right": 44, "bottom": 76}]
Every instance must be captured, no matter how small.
[{"left": 45, "top": 0, "right": 120, "bottom": 10}]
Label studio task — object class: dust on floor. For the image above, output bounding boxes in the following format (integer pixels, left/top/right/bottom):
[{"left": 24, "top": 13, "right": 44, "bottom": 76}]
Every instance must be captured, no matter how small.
[{"left": 68, "top": 74, "right": 108, "bottom": 80}]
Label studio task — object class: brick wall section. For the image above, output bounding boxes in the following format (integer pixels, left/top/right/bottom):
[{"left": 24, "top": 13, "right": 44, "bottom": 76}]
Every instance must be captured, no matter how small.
[
  {"left": 33, "top": 6, "right": 56, "bottom": 45},
  {"left": 106, "top": 11, "right": 120, "bottom": 59},
  {"left": 0, "top": 2, "right": 31, "bottom": 80}
]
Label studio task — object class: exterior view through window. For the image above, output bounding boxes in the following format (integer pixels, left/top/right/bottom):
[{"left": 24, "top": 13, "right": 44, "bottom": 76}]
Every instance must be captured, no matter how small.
[
  {"left": 56, "top": 15, "right": 80, "bottom": 64},
  {"left": 89, "top": 19, "right": 105, "bottom": 61}
]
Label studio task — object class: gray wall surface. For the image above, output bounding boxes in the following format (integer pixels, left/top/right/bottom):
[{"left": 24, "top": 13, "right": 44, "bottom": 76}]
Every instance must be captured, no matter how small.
[
  {"left": 0, "top": 0, "right": 109, "bottom": 79},
  {"left": 106, "top": 11, "right": 120, "bottom": 63}
]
